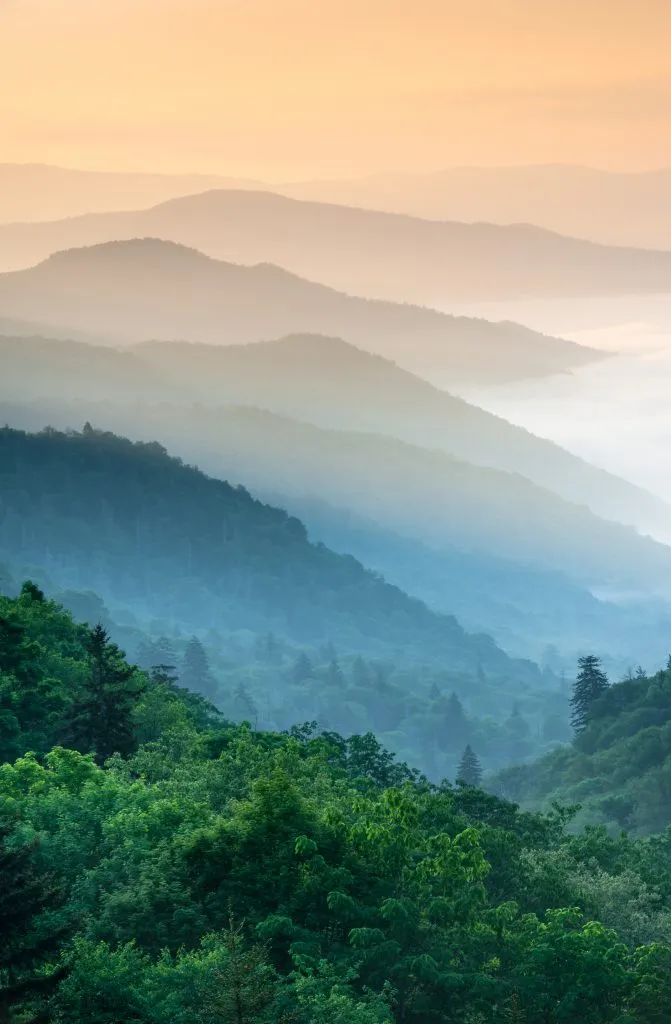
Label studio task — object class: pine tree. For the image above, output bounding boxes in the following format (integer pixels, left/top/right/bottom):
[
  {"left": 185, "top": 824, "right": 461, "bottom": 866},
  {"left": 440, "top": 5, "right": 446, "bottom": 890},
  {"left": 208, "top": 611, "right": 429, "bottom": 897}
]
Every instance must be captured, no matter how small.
[
  {"left": 292, "top": 651, "right": 314, "bottom": 684},
  {"left": 182, "top": 636, "right": 217, "bottom": 700},
  {"left": 443, "top": 692, "right": 468, "bottom": 748},
  {"left": 202, "top": 913, "right": 277, "bottom": 1024},
  {"left": 570, "top": 655, "right": 609, "bottom": 733},
  {"left": 0, "top": 821, "right": 69, "bottom": 1021},
  {"left": 232, "top": 682, "right": 257, "bottom": 725},
  {"left": 326, "top": 657, "right": 344, "bottom": 687},
  {"left": 456, "top": 745, "right": 483, "bottom": 787},
  {"left": 65, "top": 624, "right": 145, "bottom": 763}
]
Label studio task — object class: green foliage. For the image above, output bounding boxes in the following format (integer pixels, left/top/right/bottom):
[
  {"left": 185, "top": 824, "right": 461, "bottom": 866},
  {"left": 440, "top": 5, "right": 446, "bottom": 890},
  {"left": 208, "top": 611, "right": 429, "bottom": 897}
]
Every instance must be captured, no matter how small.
[
  {"left": 457, "top": 745, "right": 483, "bottom": 787},
  {"left": 496, "top": 657, "right": 671, "bottom": 835},
  {"left": 1, "top": 588, "right": 671, "bottom": 1023},
  {"left": 0, "top": 425, "right": 561, "bottom": 777},
  {"left": 570, "top": 655, "right": 609, "bottom": 733}
]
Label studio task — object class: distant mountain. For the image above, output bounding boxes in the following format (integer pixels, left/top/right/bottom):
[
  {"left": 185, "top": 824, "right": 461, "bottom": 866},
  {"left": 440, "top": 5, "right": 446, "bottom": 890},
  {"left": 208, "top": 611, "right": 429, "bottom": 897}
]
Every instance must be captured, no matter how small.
[
  {"left": 0, "top": 333, "right": 664, "bottom": 540},
  {"left": 0, "top": 163, "right": 258, "bottom": 223},
  {"left": 0, "top": 425, "right": 541, "bottom": 688},
  {"left": 282, "top": 164, "right": 671, "bottom": 250},
  {"left": 250, "top": 492, "right": 671, "bottom": 673},
  {"left": 4, "top": 162, "right": 671, "bottom": 251},
  {"left": 0, "top": 240, "right": 601, "bottom": 386},
  {"left": 132, "top": 335, "right": 670, "bottom": 540},
  {"left": 4, "top": 394, "right": 671, "bottom": 603},
  {"left": 2, "top": 190, "right": 671, "bottom": 302}
]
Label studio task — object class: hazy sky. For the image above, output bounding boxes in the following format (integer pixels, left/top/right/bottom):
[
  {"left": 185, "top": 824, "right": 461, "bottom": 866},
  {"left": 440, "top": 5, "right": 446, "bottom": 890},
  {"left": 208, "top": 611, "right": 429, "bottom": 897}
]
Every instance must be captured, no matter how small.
[{"left": 2, "top": 0, "right": 671, "bottom": 178}]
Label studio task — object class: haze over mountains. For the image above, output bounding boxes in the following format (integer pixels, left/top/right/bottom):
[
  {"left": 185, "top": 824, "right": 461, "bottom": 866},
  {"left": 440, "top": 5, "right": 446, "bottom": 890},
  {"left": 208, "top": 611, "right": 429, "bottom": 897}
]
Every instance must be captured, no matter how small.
[
  {"left": 7, "top": 3, "right": 671, "bottom": 1016},
  {"left": 2, "top": 189, "right": 671, "bottom": 304},
  {"left": 4, "top": 162, "right": 671, "bottom": 250},
  {"left": 6, "top": 328, "right": 671, "bottom": 676},
  {"left": 0, "top": 239, "right": 601, "bottom": 386},
  {"left": 4, "top": 332, "right": 665, "bottom": 537},
  {"left": 3, "top": 160, "right": 671, "bottom": 770}
]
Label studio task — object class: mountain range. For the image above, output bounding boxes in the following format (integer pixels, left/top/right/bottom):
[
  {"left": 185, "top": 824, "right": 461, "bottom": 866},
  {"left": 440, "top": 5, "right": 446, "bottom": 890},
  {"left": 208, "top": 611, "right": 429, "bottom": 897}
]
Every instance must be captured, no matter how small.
[
  {"left": 3, "top": 163, "right": 671, "bottom": 250},
  {"left": 3, "top": 331, "right": 662, "bottom": 538},
  {"left": 1, "top": 189, "right": 671, "bottom": 303},
  {"left": 0, "top": 239, "right": 601, "bottom": 386}
]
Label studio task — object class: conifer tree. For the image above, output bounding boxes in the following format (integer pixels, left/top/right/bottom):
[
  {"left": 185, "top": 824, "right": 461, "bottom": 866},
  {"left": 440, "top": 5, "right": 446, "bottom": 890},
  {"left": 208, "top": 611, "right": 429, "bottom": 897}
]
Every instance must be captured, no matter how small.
[
  {"left": 443, "top": 692, "right": 468, "bottom": 748},
  {"left": 326, "top": 657, "right": 344, "bottom": 687},
  {"left": 232, "top": 682, "right": 257, "bottom": 725},
  {"left": 0, "top": 822, "right": 69, "bottom": 1021},
  {"left": 570, "top": 655, "right": 609, "bottom": 733},
  {"left": 456, "top": 744, "right": 483, "bottom": 787},
  {"left": 65, "top": 624, "right": 145, "bottom": 763},
  {"left": 182, "top": 636, "right": 217, "bottom": 699},
  {"left": 292, "top": 651, "right": 314, "bottom": 684}
]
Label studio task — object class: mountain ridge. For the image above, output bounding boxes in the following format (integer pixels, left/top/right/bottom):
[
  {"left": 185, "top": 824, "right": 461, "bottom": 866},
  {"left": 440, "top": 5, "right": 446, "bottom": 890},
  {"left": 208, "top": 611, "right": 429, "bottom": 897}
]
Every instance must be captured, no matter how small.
[
  {"left": 0, "top": 239, "right": 602, "bottom": 386},
  {"left": 1, "top": 188, "right": 671, "bottom": 303}
]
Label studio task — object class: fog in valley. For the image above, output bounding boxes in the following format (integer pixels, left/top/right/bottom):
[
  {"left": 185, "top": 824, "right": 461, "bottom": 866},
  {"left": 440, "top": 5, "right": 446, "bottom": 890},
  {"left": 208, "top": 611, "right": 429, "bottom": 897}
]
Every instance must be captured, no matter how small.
[{"left": 4, "top": 3, "right": 671, "bottom": 1018}]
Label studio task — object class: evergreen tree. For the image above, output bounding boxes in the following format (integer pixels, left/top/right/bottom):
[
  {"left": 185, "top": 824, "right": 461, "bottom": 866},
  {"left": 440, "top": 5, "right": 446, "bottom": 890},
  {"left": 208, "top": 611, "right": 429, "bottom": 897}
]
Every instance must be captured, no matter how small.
[
  {"left": 232, "top": 682, "right": 257, "bottom": 725},
  {"left": 443, "top": 692, "right": 469, "bottom": 748},
  {"left": 570, "top": 655, "right": 609, "bottom": 733},
  {"left": 202, "top": 914, "right": 278, "bottom": 1024},
  {"left": 0, "top": 821, "right": 69, "bottom": 1021},
  {"left": 326, "top": 657, "right": 345, "bottom": 687},
  {"left": 456, "top": 745, "right": 483, "bottom": 787},
  {"left": 65, "top": 624, "right": 145, "bottom": 763},
  {"left": 292, "top": 651, "right": 314, "bottom": 684},
  {"left": 1, "top": 597, "right": 39, "bottom": 731},
  {"left": 181, "top": 636, "right": 217, "bottom": 700}
]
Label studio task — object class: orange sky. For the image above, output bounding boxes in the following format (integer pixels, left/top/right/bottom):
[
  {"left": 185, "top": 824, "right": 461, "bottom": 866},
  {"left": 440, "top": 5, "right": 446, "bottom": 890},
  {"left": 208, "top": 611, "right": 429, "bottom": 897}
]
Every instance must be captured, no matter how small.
[{"left": 2, "top": 0, "right": 670, "bottom": 178}]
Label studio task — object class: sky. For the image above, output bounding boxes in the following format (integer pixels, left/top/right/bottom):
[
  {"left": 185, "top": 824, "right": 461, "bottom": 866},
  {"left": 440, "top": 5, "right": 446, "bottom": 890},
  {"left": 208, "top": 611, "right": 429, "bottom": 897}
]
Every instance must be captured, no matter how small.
[{"left": 2, "top": 0, "right": 671, "bottom": 179}]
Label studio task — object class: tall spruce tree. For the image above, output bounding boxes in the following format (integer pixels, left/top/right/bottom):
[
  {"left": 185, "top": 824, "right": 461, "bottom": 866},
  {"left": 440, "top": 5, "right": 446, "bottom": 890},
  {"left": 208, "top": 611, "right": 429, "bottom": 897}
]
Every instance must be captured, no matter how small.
[
  {"left": 570, "top": 655, "right": 609, "bottom": 733},
  {"left": 292, "top": 651, "right": 314, "bottom": 684},
  {"left": 65, "top": 624, "right": 145, "bottom": 763},
  {"left": 456, "top": 745, "right": 483, "bottom": 787},
  {"left": 0, "top": 821, "right": 69, "bottom": 1022},
  {"left": 182, "top": 636, "right": 217, "bottom": 700}
]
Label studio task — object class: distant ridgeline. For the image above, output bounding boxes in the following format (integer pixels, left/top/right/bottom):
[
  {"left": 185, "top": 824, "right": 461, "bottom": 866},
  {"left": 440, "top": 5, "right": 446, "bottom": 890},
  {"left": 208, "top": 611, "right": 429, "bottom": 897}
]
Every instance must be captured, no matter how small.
[
  {"left": 1, "top": 582, "right": 671, "bottom": 1024},
  {"left": 0, "top": 425, "right": 566, "bottom": 778}
]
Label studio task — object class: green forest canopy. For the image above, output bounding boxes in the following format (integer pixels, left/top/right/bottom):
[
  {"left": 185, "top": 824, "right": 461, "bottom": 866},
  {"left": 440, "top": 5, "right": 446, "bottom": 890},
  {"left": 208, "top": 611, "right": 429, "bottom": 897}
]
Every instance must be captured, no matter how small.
[{"left": 1, "top": 582, "right": 671, "bottom": 1022}]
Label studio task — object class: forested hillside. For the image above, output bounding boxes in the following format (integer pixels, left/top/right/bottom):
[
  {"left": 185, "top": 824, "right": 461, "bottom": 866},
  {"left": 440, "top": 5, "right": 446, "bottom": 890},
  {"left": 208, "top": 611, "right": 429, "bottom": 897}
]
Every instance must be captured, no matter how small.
[
  {"left": 4, "top": 333, "right": 668, "bottom": 541},
  {"left": 496, "top": 657, "right": 671, "bottom": 836},
  {"left": 0, "top": 426, "right": 568, "bottom": 777},
  {"left": 1, "top": 583, "right": 671, "bottom": 1024}
]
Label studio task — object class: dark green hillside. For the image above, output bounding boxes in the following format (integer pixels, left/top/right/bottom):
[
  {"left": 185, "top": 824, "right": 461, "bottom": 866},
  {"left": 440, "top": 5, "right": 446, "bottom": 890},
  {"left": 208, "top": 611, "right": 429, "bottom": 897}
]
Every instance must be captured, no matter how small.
[
  {"left": 1, "top": 585, "right": 671, "bottom": 1024},
  {"left": 496, "top": 658, "right": 671, "bottom": 836},
  {"left": 0, "top": 425, "right": 544, "bottom": 675}
]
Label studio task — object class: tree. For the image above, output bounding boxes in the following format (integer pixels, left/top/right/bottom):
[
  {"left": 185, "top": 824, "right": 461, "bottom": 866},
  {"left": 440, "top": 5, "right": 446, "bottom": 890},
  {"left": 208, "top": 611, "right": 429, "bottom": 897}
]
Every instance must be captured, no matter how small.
[
  {"left": 326, "top": 657, "right": 345, "bottom": 687},
  {"left": 0, "top": 821, "right": 69, "bottom": 1022},
  {"left": 457, "top": 744, "right": 483, "bottom": 787},
  {"left": 292, "top": 651, "right": 314, "bottom": 684},
  {"left": 202, "top": 915, "right": 278, "bottom": 1024},
  {"left": 443, "top": 692, "right": 469, "bottom": 748},
  {"left": 65, "top": 624, "right": 145, "bottom": 763},
  {"left": 232, "top": 682, "right": 257, "bottom": 725},
  {"left": 570, "top": 655, "right": 609, "bottom": 733},
  {"left": 182, "top": 636, "right": 217, "bottom": 700}
]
